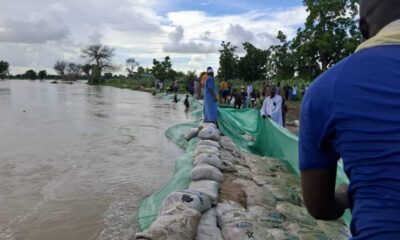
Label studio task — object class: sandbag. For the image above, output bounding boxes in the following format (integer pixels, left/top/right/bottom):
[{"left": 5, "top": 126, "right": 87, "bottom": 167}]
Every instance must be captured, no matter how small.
[
  {"left": 189, "top": 180, "right": 220, "bottom": 205},
  {"left": 242, "top": 133, "right": 256, "bottom": 142},
  {"left": 247, "top": 206, "right": 286, "bottom": 229},
  {"left": 251, "top": 175, "right": 280, "bottom": 186},
  {"left": 234, "top": 178, "right": 277, "bottom": 208},
  {"left": 193, "top": 147, "right": 220, "bottom": 158},
  {"left": 135, "top": 203, "right": 201, "bottom": 240},
  {"left": 199, "top": 122, "right": 217, "bottom": 129},
  {"left": 194, "top": 145, "right": 220, "bottom": 154},
  {"left": 219, "top": 137, "right": 241, "bottom": 157},
  {"left": 276, "top": 173, "right": 302, "bottom": 192},
  {"left": 317, "top": 220, "right": 351, "bottom": 240},
  {"left": 220, "top": 150, "right": 243, "bottom": 165},
  {"left": 160, "top": 190, "right": 211, "bottom": 214},
  {"left": 269, "top": 229, "right": 299, "bottom": 240},
  {"left": 197, "top": 139, "right": 221, "bottom": 149},
  {"left": 196, "top": 208, "right": 223, "bottom": 240},
  {"left": 215, "top": 202, "right": 274, "bottom": 240},
  {"left": 194, "top": 154, "right": 224, "bottom": 170},
  {"left": 191, "top": 164, "right": 224, "bottom": 183},
  {"left": 276, "top": 202, "right": 316, "bottom": 225},
  {"left": 198, "top": 127, "right": 221, "bottom": 141},
  {"left": 283, "top": 222, "right": 330, "bottom": 240},
  {"left": 243, "top": 153, "right": 288, "bottom": 176},
  {"left": 185, "top": 128, "right": 199, "bottom": 141},
  {"left": 233, "top": 165, "right": 253, "bottom": 179},
  {"left": 266, "top": 184, "right": 302, "bottom": 206}
]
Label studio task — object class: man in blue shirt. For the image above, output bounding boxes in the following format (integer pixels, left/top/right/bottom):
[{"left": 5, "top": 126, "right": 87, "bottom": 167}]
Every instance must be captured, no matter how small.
[
  {"left": 299, "top": 1, "right": 400, "bottom": 239},
  {"left": 203, "top": 67, "right": 218, "bottom": 123}
]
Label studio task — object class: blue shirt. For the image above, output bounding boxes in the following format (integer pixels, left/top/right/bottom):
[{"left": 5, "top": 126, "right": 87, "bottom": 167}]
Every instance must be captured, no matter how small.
[{"left": 299, "top": 45, "right": 400, "bottom": 240}]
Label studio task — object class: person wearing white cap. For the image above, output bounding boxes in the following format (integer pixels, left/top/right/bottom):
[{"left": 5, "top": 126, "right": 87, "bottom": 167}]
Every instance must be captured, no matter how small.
[{"left": 203, "top": 67, "right": 218, "bottom": 123}]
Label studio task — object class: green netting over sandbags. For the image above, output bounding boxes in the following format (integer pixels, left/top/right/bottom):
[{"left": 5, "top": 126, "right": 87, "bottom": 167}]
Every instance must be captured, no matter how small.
[
  {"left": 137, "top": 135, "right": 199, "bottom": 230},
  {"left": 137, "top": 96, "right": 201, "bottom": 231},
  {"left": 217, "top": 107, "right": 351, "bottom": 226}
]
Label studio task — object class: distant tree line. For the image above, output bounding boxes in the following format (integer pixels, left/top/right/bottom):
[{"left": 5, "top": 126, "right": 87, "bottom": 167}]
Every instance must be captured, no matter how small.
[{"left": 218, "top": 0, "right": 361, "bottom": 83}]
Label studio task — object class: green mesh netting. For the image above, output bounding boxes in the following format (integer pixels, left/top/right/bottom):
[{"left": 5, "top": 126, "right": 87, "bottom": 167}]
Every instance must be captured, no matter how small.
[
  {"left": 137, "top": 94, "right": 201, "bottom": 230},
  {"left": 217, "top": 107, "right": 351, "bottom": 226},
  {"left": 137, "top": 123, "right": 199, "bottom": 230}
]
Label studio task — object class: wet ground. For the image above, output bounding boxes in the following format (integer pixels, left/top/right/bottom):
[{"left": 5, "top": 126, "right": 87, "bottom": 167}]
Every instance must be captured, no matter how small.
[{"left": 0, "top": 80, "right": 194, "bottom": 240}]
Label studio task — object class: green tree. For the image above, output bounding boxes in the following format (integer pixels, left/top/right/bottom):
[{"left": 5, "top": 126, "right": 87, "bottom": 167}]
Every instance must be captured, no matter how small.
[
  {"left": 54, "top": 61, "right": 67, "bottom": 78},
  {"left": 237, "top": 42, "right": 270, "bottom": 82},
  {"left": 269, "top": 31, "right": 296, "bottom": 80},
  {"left": 66, "top": 62, "right": 81, "bottom": 80},
  {"left": 217, "top": 41, "right": 238, "bottom": 80},
  {"left": 24, "top": 69, "right": 37, "bottom": 80},
  {"left": 81, "top": 44, "right": 115, "bottom": 83},
  {"left": 151, "top": 56, "right": 175, "bottom": 81},
  {"left": 38, "top": 70, "right": 47, "bottom": 80},
  {"left": 126, "top": 58, "right": 140, "bottom": 76},
  {"left": 81, "top": 64, "right": 92, "bottom": 78},
  {"left": 293, "top": 0, "right": 360, "bottom": 79},
  {"left": 137, "top": 66, "right": 145, "bottom": 75},
  {"left": 0, "top": 60, "right": 9, "bottom": 80}
]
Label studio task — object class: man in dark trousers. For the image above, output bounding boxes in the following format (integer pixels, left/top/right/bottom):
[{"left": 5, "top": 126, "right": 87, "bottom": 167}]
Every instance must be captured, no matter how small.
[{"left": 299, "top": 1, "right": 400, "bottom": 239}]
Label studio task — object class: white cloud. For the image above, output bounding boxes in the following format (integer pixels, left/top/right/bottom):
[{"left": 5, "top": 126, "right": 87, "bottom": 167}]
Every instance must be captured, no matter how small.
[
  {"left": 162, "top": 25, "right": 216, "bottom": 54},
  {"left": 0, "top": 0, "right": 307, "bottom": 74},
  {"left": 0, "top": 15, "right": 70, "bottom": 44}
]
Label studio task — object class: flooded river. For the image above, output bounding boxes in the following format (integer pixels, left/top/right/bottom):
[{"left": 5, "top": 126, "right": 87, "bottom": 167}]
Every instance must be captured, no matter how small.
[{"left": 0, "top": 80, "right": 193, "bottom": 240}]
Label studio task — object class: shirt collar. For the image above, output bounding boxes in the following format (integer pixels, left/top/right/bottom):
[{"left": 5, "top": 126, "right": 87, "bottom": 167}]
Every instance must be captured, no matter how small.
[{"left": 356, "top": 19, "right": 400, "bottom": 52}]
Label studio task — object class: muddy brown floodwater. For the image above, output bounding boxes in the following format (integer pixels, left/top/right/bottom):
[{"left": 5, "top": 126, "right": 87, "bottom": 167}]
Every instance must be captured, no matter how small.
[{"left": 0, "top": 80, "right": 194, "bottom": 240}]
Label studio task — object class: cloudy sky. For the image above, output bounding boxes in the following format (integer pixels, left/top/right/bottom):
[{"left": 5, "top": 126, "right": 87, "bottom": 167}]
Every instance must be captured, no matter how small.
[{"left": 0, "top": 0, "right": 307, "bottom": 75}]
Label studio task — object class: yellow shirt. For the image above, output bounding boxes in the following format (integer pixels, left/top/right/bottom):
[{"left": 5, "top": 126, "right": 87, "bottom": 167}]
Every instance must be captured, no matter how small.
[{"left": 220, "top": 81, "right": 228, "bottom": 90}]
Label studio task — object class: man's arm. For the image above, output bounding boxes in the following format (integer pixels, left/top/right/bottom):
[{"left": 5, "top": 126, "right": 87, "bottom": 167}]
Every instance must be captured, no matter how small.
[
  {"left": 260, "top": 98, "right": 267, "bottom": 118},
  {"left": 301, "top": 167, "right": 349, "bottom": 220}
]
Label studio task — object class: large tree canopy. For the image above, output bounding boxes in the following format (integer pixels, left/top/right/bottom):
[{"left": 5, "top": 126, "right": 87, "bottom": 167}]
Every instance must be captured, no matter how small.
[
  {"left": 126, "top": 58, "right": 140, "bottom": 76},
  {"left": 218, "top": 41, "right": 238, "bottom": 81},
  {"left": 81, "top": 44, "right": 114, "bottom": 83},
  {"left": 81, "top": 44, "right": 114, "bottom": 68},
  {"left": 217, "top": 0, "right": 360, "bottom": 82},
  {"left": 0, "top": 60, "right": 9, "bottom": 80},
  {"left": 54, "top": 61, "right": 67, "bottom": 77},
  {"left": 151, "top": 56, "right": 175, "bottom": 81}
]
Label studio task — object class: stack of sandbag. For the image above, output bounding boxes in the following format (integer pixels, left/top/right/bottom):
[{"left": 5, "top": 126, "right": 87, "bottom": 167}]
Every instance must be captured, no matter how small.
[
  {"left": 189, "top": 123, "right": 222, "bottom": 205},
  {"left": 136, "top": 122, "right": 224, "bottom": 239},
  {"left": 135, "top": 203, "right": 202, "bottom": 240},
  {"left": 185, "top": 128, "right": 199, "bottom": 141},
  {"left": 196, "top": 208, "right": 223, "bottom": 240},
  {"left": 215, "top": 201, "right": 274, "bottom": 240},
  {"left": 215, "top": 134, "right": 351, "bottom": 240}
]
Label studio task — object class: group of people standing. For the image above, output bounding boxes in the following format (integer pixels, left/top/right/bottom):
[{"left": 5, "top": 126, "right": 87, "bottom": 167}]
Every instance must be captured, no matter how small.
[{"left": 166, "top": 67, "right": 308, "bottom": 128}]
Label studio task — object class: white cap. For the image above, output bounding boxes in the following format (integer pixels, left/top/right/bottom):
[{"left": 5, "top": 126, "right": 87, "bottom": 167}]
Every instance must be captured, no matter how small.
[{"left": 207, "top": 67, "right": 214, "bottom": 73}]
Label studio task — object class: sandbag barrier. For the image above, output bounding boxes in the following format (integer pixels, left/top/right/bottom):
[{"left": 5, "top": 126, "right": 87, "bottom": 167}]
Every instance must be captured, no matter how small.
[
  {"left": 136, "top": 121, "right": 350, "bottom": 239},
  {"left": 136, "top": 122, "right": 223, "bottom": 239}
]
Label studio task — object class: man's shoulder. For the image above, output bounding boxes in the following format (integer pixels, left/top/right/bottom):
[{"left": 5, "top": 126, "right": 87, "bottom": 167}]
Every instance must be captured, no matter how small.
[{"left": 307, "top": 56, "right": 352, "bottom": 100}]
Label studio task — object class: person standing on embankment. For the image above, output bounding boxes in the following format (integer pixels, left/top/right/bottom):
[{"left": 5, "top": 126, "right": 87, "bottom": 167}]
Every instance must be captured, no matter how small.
[
  {"left": 203, "top": 67, "right": 218, "bottom": 123},
  {"left": 299, "top": 1, "right": 400, "bottom": 239},
  {"left": 260, "top": 86, "right": 283, "bottom": 126}
]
